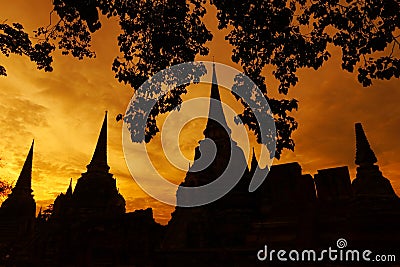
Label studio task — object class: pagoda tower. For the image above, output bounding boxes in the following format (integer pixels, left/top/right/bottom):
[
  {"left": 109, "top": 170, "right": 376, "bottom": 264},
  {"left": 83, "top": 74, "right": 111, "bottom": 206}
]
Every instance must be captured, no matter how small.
[
  {"left": 164, "top": 63, "right": 253, "bottom": 250},
  {"left": 1, "top": 141, "right": 36, "bottom": 217},
  {"left": 71, "top": 112, "right": 126, "bottom": 218},
  {"left": 177, "top": 63, "right": 250, "bottom": 205},
  {"left": 352, "top": 123, "right": 397, "bottom": 198},
  {"left": 0, "top": 141, "right": 36, "bottom": 242}
]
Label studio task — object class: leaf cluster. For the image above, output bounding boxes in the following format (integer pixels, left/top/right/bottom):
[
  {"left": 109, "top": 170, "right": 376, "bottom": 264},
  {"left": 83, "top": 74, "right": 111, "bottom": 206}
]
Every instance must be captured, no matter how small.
[
  {"left": 2, "top": 0, "right": 400, "bottom": 158},
  {"left": 211, "top": 0, "right": 399, "bottom": 155},
  {"left": 0, "top": 23, "right": 54, "bottom": 76}
]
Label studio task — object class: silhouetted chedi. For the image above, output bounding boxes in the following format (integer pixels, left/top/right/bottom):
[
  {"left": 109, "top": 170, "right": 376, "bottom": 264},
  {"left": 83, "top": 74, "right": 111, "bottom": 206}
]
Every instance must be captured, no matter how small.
[
  {"left": 163, "top": 63, "right": 255, "bottom": 254},
  {"left": 0, "top": 141, "right": 35, "bottom": 244},
  {"left": 53, "top": 112, "right": 126, "bottom": 219},
  {"left": 0, "top": 67, "right": 399, "bottom": 266},
  {"left": 352, "top": 123, "right": 397, "bottom": 197}
]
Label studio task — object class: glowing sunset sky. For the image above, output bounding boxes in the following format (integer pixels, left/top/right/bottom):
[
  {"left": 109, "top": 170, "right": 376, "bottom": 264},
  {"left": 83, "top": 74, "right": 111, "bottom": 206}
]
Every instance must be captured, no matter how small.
[{"left": 1, "top": 1, "right": 400, "bottom": 225}]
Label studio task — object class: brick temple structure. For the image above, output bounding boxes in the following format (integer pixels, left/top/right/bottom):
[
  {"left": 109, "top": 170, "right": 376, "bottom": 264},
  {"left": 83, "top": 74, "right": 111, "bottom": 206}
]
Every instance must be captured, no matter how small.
[
  {"left": 0, "top": 64, "right": 399, "bottom": 266},
  {"left": 157, "top": 64, "right": 400, "bottom": 266}
]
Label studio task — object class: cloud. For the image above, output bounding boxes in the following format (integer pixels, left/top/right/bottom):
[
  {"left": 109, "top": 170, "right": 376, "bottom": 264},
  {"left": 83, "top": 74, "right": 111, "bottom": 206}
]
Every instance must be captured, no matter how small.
[{"left": 275, "top": 47, "right": 400, "bottom": 194}]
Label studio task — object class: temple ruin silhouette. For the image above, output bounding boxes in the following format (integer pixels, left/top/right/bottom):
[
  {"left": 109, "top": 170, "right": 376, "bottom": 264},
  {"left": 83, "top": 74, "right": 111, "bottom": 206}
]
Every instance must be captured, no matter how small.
[{"left": 0, "top": 64, "right": 399, "bottom": 266}]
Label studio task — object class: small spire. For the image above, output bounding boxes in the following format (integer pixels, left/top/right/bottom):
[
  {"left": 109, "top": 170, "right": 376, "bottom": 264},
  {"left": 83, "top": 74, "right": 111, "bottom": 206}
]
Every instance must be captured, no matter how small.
[
  {"left": 37, "top": 207, "right": 42, "bottom": 218},
  {"left": 355, "top": 123, "right": 377, "bottom": 166},
  {"left": 13, "top": 140, "right": 34, "bottom": 194},
  {"left": 66, "top": 178, "right": 73, "bottom": 197},
  {"left": 87, "top": 112, "right": 110, "bottom": 173},
  {"left": 250, "top": 147, "right": 258, "bottom": 172},
  {"left": 203, "top": 63, "right": 231, "bottom": 139}
]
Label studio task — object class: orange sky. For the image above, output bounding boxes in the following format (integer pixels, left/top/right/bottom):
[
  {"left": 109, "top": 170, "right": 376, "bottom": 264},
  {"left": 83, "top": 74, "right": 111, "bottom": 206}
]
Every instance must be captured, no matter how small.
[{"left": 1, "top": 1, "right": 400, "bottom": 225}]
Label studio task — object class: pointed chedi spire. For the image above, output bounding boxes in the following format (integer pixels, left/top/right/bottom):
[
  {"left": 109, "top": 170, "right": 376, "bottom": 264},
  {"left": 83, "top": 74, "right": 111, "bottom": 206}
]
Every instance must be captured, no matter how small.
[
  {"left": 203, "top": 63, "right": 231, "bottom": 140},
  {"left": 352, "top": 122, "right": 397, "bottom": 197},
  {"left": 250, "top": 148, "right": 258, "bottom": 173},
  {"left": 355, "top": 123, "right": 377, "bottom": 166},
  {"left": 70, "top": 111, "right": 126, "bottom": 217},
  {"left": 66, "top": 178, "right": 73, "bottom": 197},
  {"left": 13, "top": 140, "right": 34, "bottom": 195},
  {"left": 1, "top": 140, "right": 36, "bottom": 217},
  {"left": 87, "top": 111, "right": 110, "bottom": 173}
]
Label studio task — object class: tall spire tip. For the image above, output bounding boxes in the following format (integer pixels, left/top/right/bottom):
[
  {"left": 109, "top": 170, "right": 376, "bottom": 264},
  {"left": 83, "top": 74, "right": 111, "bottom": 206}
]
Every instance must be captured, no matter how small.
[
  {"left": 355, "top": 122, "right": 377, "bottom": 166},
  {"left": 87, "top": 113, "right": 110, "bottom": 173}
]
